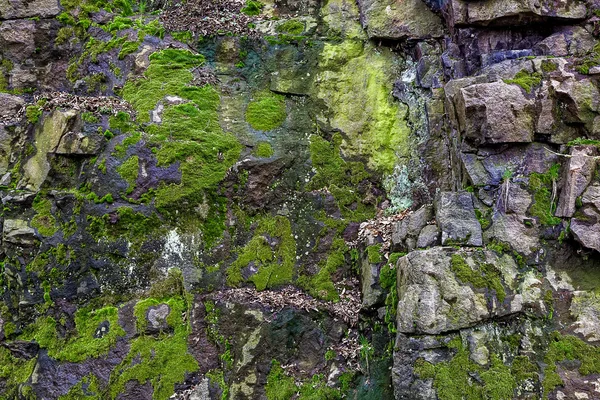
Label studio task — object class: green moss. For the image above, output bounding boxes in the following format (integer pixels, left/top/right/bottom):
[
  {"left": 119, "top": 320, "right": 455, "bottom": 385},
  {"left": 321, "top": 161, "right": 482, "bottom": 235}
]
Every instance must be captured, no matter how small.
[
  {"left": 366, "top": 244, "right": 383, "bottom": 264},
  {"left": 109, "top": 111, "right": 134, "bottom": 133},
  {"left": 82, "top": 112, "right": 100, "bottom": 123},
  {"left": 529, "top": 164, "right": 561, "bottom": 226},
  {"left": 227, "top": 215, "right": 296, "bottom": 291},
  {"left": 265, "top": 360, "right": 297, "bottom": 400},
  {"left": 567, "top": 137, "right": 600, "bottom": 147},
  {"left": 511, "top": 355, "right": 537, "bottom": 383},
  {"left": 117, "top": 155, "right": 139, "bottom": 194},
  {"left": 26, "top": 105, "right": 42, "bottom": 124},
  {"left": 276, "top": 20, "right": 305, "bottom": 35},
  {"left": 541, "top": 60, "right": 558, "bottom": 73},
  {"left": 543, "top": 333, "right": 600, "bottom": 396},
  {"left": 308, "top": 133, "right": 377, "bottom": 221},
  {"left": 480, "top": 354, "right": 516, "bottom": 400},
  {"left": 118, "top": 40, "right": 140, "bottom": 59},
  {"left": 253, "top": 141, "right": 274, "bottom": 158},
  {"left": 450, "top": 254, "right": 506, "bottom": 302},
  {"left": 113, "top": 131, "right": 141, "bottom": 158},
  {"left": 123, "top": 49, "right": 205, "bottom": 123},
  {"left": 504, "top": 70, "right": 543, "bottom": 93},
  {"left": 108, "top": 294, "right": 198, "bottom": 400},
  {"left": 245, "top": 91, "right": 287, "bottom": 131},
  {"left": 0, "top": 346, "right": 37, "bottom": 398},
  {"left": 298, "top": 238, "right": 346, "bottom": 301},
  {"left": 241, "top": 0, "right": 264, "bottom": 16},
  {"left": 19, "top": 306, "right": 125, "bottom": 363},
  {"left": 59, "top": 374, "right": 101, "bottom": 399},
  {"left": 87, "top": 206, "right": 163, "bottom": 243},
  {"left": 474, "top": 208, "right": 491, "bottom": 230},
  {"left": 171, "top": 31, "right": 193, "bottom": 43},
  {"left": 414, "top": 358, "right": 436, "bottom": 379},
  {"left": 31, "top": 196, "right": 58, "bottom": 237}
]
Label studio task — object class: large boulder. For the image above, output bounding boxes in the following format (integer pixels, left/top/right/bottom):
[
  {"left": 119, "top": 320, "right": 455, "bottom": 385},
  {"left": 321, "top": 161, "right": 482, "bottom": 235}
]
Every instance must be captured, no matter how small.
[
  {"left": 571, "top": 206, "right": 600, "bottom": 252},
  {"left": 357, "top": 0, "right": 444, "bottom": 40},
  {"left": 455, "top": 81, "right": 535, "bottom": 145},
  {"left": 435, "top": 191, "right": 483, "bottom": 246},
  {"left": 395, "top": 247, "right": 522, "bottom": 334},
  {"left": 446, "top": 0, "right": 587, "bottom": 27}
]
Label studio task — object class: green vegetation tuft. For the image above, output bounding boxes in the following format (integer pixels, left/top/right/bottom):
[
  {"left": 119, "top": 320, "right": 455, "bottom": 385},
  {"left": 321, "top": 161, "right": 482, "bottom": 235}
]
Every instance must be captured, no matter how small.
[
  {"left": 227, "top": 215, "right": 296, "bottom": 290},
  {"left": 0, "top": 346, "right": 37, "bottom": 398},
  {"left": 245, "top": 91, "right": 287, "bottom": 131},
  {"left": 241, "top": 0, "right": 264, "bottom": 16},
  {"left": 504, "top": 70, "right": 543, "bottom": 93},
  {"left": 117, "top": 155, "right": 139, "bottom": 194},
  {"left": 276, "top": 20, "right": 305, "bottom": 35},
  {"left": 31, "top": 196, "right": 59, "bottom": 237},
  {"left": 529, "top": 164, "right": 561, "bottom": 226},
  {"left": 109, "top": 294, "right": 198, "bottom": 400},
  {"left": 367, "top": 244, "right": 383, "bottom": 264},
  {"left": 118, "top": 40, "right": 140, "bottom": 59},
  {"left": 543, "top": 332, "right": 600, "bottom": 396},
  {"left": 450, "top": 254, "right": 506, "bottom": 302},
  {"left": 253, "top": 141, "right": 274, "bottom": 158},
  {"left": 26, "top": 105, "right": 42, "bottom": 124},
  {"left": 20, "top": 306, "right": 126, "bottom": 363},
  {"left": 266, "top": 360, "right": 297, "bottom": 400}
]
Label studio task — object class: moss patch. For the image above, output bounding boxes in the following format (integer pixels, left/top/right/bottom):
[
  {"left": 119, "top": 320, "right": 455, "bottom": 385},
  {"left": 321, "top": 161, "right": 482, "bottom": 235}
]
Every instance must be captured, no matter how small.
[
  {"left": 20, "top": 306, "right": 126, "bottom": 363},
  {"left": 227, "top": 215, "right": 296, "bottom": 290},
  {"left": 245, "top": 91, "right": 287, "bottom": 131},
  {"left": 117, "top": 155, "right": 139, "bottom": 194},
  {"left": 31, "top": 196, "right": 58, "bottom": 237},
  {"left": 253, "top": 141, "right": 274, "bottom": 158},
  {"left": 450, "top": 254, "right": 506, "bottom": 302},
  {"left": 276, "top": 20, "right": 305, "bottom": 35},
  {"left": 108, "top": 295, "right": 198, "bottom": 400},
  {"left": 504, "top": 70, "right": 543, "bottom": 93},
  {"left": 315, "top": 41, "right": 409, "bottom": 174},
  {"left": 528, "top": 164, "right": 561, "bottom": 226},
  {"left": 308, "top": 133, "right": 377, "bottom": 221},
  {"left": 543, "top": 332, "right": 600, "bottom": 396}
]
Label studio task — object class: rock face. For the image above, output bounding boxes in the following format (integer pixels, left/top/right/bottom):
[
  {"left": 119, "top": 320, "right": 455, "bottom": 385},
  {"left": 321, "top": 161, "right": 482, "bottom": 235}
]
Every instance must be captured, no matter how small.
[
  {"left": 2, "top": 0, "right": 600, "bottom": 399},
  {"left": 0, "top": 0, "right": 60, "bottom": 20},
  {"left": 435, "top": 191, "right": 483, "bottom": 246},
  {"left": 395, "top": 247, "right": 521, "bottom": 334},
  {"left": 455, "top": 81, "right": 535, "bottom": 144},
  {"left": 357, "top": 0, "right": 444, "bottom": 39},
  {"left": 446, "top": 0, "right": 587, "bottom": 27}
]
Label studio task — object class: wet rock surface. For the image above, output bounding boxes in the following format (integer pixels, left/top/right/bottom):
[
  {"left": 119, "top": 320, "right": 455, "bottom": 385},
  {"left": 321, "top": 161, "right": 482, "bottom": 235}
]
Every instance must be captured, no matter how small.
[{"left": 1, "top": 0, "right": 600, "bottom": 399}]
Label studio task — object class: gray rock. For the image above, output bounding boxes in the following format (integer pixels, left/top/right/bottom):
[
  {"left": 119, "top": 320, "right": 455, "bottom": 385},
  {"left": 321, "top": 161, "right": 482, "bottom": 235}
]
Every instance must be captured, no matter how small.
[
  {"left": 0, "top": 0, "right": 60, "bottom": 19},
  {"left": 145, "top": 304, "right": 171, "bottom": 334},
  {"left": 417, "top": 225, "right": 439, "bottom": 248},
  {"left": 361, "top": 255, "right": 384, "bottom": 308},
  {"left": 54, "top": 131, "right": 104, "bottom": 155},
  {"left": 456, "top": 81, "right": 535, "bottom": 145},
  {"left": 484, "top": 213, "right": 539, "bottom": 256},
  {"left": 3, "top": 219, "right": 36, "bottom": 245},
  {"left": 555, "top": 146, "right": 597, "bottom": 218},
  {"left": 571, "top": 207, "right": 600, "bottom": 252},
  {"left": 357, "top": 0, "right": 444, "bottom": 40},
  {"left": 582, "top": 184, "right": 600, "bottom": 210},
  {"left": 447, "top": 0, "right": 587, "bottom": 27},
  {"left": 435, "top": 191, "right": 483, "bottom": 246},
  {"left": 395, "top": 247, "right": 520, "bottom": 335},
  {"left": 392, "top": 205, "right": 434, "bottom": 250},
  {"left": 0, "top": 93, "right": 24, "bottom": 124}
]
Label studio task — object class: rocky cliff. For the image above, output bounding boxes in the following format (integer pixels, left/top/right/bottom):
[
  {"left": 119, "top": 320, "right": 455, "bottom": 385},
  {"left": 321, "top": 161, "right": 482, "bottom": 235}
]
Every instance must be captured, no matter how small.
[{"left": 1, "top": 0, "right": 600, "bottom": 399}]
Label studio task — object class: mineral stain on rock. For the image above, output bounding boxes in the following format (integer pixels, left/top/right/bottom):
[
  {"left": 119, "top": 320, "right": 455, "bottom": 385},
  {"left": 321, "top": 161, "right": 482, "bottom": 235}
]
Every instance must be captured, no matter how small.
[{"left": 1, "top": 0, "right": 600, "bottom": 399}]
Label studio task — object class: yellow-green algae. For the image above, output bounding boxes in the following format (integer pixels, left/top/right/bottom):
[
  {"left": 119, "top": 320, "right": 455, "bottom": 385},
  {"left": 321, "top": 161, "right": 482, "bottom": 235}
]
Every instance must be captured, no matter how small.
[{"left": 315, "top": 40, "right": 409, "bottom": 174}]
